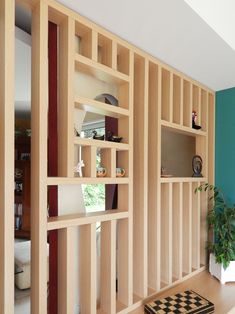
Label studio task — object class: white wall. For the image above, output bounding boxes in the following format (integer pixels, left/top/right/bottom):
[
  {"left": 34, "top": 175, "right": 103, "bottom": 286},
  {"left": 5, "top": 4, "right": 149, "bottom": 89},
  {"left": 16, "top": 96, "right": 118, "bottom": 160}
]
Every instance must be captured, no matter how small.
[{"left": 15, "top": 27, "right": 31, "bottom": 117}]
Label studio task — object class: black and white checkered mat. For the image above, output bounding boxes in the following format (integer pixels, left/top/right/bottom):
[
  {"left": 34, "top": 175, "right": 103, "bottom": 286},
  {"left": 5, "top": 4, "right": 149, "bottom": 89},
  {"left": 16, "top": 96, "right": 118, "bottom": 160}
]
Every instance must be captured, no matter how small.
[{"left": 145, "top": 290, "right": 214, "bottom": 313}]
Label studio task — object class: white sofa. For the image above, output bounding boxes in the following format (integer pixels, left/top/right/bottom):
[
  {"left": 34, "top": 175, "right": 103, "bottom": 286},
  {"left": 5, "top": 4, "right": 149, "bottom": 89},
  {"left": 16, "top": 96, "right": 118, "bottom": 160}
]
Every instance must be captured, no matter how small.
[{"left": 15, "top": 241, "right": 49, "bottom": 290}]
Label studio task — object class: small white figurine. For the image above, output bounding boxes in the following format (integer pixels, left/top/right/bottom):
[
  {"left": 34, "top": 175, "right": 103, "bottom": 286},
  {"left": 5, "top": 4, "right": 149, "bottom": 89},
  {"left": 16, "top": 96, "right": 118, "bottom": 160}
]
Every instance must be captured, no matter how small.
[{"left": 74, "top": 160, "right": 85, "bottom": 177}]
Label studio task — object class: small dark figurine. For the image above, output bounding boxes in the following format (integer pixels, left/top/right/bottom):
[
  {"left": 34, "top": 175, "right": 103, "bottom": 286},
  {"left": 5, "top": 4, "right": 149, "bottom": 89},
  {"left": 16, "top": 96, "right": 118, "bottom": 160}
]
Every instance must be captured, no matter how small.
[
  {"left": 92, "top": 131, "right": 104, "bottom": 141},
  {"left": 107, "top": 131, "right": 122, "bottom": 143},
  {"left": 192, "top": 155, "right": 203, "bottom": 177},
  {"left": 192, "top": 110, "right": 201, "bottom": 130}
]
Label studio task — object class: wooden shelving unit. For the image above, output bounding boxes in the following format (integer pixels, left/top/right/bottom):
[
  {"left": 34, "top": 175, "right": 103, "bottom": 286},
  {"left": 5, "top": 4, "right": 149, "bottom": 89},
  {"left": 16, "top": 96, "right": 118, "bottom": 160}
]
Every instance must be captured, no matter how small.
[{"left": 16, "top": 0, "right": 215, "bottom": 312}]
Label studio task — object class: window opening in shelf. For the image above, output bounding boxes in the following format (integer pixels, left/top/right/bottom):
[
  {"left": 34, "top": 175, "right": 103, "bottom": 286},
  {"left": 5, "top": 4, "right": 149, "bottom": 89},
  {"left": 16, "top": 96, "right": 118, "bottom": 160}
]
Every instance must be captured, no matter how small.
[
  {"left": 82, "top": 184, "right": 105, "bottom": 213},
  {"left": 82, "top": 115, "right": 105, "bottom": 139}
]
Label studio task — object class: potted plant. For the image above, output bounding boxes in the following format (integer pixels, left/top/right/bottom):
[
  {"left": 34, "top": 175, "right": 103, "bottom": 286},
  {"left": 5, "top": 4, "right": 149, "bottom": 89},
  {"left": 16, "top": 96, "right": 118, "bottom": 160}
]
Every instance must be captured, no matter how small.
[{"left": 196, "top": 183, "right": 235, "bottom": 284}]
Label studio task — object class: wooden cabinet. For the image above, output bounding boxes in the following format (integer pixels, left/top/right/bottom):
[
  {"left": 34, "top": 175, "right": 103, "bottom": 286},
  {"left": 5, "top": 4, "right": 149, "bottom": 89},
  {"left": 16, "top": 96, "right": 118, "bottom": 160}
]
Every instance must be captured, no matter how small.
[{"left": 15, "top": 136, "right": 30, "bottom": 239}]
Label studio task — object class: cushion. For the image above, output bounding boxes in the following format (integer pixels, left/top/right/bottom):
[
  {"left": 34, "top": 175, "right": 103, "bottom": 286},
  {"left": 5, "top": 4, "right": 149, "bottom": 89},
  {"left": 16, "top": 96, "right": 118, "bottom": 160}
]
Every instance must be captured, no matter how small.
[{"left": 15, "top": 241, "right": 49, "bottom": 290}]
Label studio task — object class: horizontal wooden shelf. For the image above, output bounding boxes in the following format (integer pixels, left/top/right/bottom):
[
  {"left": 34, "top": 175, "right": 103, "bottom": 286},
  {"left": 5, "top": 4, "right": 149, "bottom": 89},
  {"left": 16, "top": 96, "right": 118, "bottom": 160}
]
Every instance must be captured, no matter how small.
[
  {"left": 160, "top": 177, "right": 207, "bottom": 183},
  {"left": 75, "top": 54, "right": 130, "bottom": 84},
  {"left": 74, "top": 96, "right": 129, "bottom": 118},
  {"left": 74, "top": 137, "right": 130, "bottom": 150},
  {"left": 47, "top": 209, "right": 129, "bottom": 230},
  {"left": 161, "top": 120, "right": 207, "bottom": 137},
  {"left": 47, "top": 177, "right": 129, "bottom": 185}
]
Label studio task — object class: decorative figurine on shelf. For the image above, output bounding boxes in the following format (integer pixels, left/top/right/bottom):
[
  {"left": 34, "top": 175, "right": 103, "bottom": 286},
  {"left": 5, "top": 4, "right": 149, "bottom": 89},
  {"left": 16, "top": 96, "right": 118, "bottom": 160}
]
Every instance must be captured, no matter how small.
[
  {"left": 74, "top": 160, "right": 85, "bottom": 177},
  {"left": 116, "top": 167, "right": 125, "bottom": 177},
  {"left": 107, "top": 131, "right": 122, "bottom": 142},
  {"left": 92, "top": 131, "right": 105, "bottom": 141},
  {"left": 192, "top": 155, "right": 203, "bottom": 177},
  {"left": 94, "top": 93, "right": 119, "bottom": 106},
  {"left": 160, "top": 166, "right": 173, "bottom": 178},
  {"left": 74, "top": 127, "right": 80, "bottom": 137},
  {"left": 192, "top": 110, "right": 201, "bottom": 130},
  {"left": 96, "top": 167, "right": 107, "bottom": 177}
]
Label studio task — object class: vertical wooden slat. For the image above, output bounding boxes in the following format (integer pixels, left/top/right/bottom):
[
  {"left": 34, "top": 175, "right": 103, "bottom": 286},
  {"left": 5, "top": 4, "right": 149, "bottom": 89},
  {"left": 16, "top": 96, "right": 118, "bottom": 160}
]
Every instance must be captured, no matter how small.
[
  {"left": 112, "top": 40, "right": 117, "bottom": 70},
  {"left": 198, "top": 88, "right": 201, "bottom": 127},
  {"left": 172, "top": 183, "right": 183, "bottom": 281},
  {"left": 200, "top": 89, "right": 208, "bottom": 132},
  {"left": 200, "top": 186, "right": 208, "bottom": 266},
  {"left": 189, "top": 83, "right": 193, "bottom": 127},
  {"left": 182, "top": 182, "right": 192, "bottom": 275},
  {"left": 91, "top": 29, "right": 98, "bottom": 61},
  {"left": 161, "top": 183, "right": 172, "bottom": 286},
  {"left": 0, "top": 0, "right": 14, "bottom": 312},
  {"left": 192, "top": 183, "right": 201, "bottom": 270},
  {"left": 208, "top": 93, "right": 215, "bottom": 185},
  {"left": 79, "top": 223, "right": 97, "bottom": 313},
  {"left": 183, "top": 80, "right": 192, "bottom": 127},
  {"left": 117, "top": 50, "right": 133, "bottom": 307},
  {"left": 169, "top": 72, "right": 173, "bottom": 123},
  {"left": 156, "top": 66, "right": 162, "bottom": 291},
  {"left": 133, "top": 55, "right": 148, "bottom": 297},
  {"left": 148, "top": 62, "right": 159, "bottom": 292},
  {"left": 117, "top": 218, "right": 131, "bottom": 306},
  {"left": 58, "top": 227, "right": 74, "bottom": 314},
  {"left": 100, "top": 220, "right": 116, "bottom": 314},
  {"left": 161, "top": 69, "right": 171, "bottom": 122},
  {"left": 172, "top": 74, "right": 181, "bottom": 125},
  {"left": 31, "top": 1, "right": 48, "bottom": 313},
  {"left": 58, "top": 15, "right": 74, "bottom": 177},
  {"left": 180, "top": 78, "right": 184, "bottom": 125}
]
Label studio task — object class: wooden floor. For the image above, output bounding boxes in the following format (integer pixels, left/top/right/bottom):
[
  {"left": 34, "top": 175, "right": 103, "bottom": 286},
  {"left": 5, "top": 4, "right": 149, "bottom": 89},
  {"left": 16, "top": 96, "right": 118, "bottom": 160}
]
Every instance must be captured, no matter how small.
[{"left": 131, "top": 270, "right": 235, "bottom": 314}]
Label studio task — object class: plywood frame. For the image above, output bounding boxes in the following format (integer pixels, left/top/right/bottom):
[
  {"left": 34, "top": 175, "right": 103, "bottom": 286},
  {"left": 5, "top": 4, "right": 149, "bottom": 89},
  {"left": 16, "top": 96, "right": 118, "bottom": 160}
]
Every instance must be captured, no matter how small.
[
  {"left": 1, "top": 0, "right": 215, "bottom": 313},
  {"left": 0, "top": 0, "right": 15, "bottom": 313}
]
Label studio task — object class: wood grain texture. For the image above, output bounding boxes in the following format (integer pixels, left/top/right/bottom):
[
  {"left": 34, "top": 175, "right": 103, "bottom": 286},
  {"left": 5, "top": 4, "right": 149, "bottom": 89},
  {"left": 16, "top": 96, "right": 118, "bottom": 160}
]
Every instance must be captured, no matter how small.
[
  {"left": 31, "top": 1, "right": 48, "bottom": 313},
  {"left": 79, "top": 223, "right": 97, "bottom": 313},
  {"left": 58, "top": 227, "right": 75, "bottom": 314},
  {"left": 0, "top": 0, "right": 14, "bottom": 312},
  {"left": 58, "top": 16, "right": 74, "bottom": 177}
]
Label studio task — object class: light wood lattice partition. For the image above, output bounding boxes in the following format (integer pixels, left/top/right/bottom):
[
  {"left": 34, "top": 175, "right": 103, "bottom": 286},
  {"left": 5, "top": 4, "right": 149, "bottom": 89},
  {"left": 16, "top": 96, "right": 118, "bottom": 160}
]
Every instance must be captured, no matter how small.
[{"left": 1, "top": 0, "right": 214, "bottom": 313}]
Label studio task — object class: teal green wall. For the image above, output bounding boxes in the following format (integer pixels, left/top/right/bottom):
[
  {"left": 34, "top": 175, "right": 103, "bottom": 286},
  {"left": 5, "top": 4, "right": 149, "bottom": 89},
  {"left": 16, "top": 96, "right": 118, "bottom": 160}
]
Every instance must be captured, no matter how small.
[{"left": 216, "top": 87, "right": 235, "bottom": 205}]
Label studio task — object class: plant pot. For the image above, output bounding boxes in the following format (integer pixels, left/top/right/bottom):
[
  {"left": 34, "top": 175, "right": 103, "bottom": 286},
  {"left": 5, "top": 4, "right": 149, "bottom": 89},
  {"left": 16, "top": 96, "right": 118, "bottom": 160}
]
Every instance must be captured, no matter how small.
[{"left": 209, "top": 253, "right": 235, "bottom": 284}]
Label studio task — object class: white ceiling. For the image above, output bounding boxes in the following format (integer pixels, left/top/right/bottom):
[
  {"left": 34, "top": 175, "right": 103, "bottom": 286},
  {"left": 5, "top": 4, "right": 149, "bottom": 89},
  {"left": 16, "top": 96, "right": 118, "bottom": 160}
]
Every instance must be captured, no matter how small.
[
  {"left": 184, "top": 0, "right": 235, "bottom": 51},
  {"left": 56, "top": 0, "right": 235, "bottom": 91}
]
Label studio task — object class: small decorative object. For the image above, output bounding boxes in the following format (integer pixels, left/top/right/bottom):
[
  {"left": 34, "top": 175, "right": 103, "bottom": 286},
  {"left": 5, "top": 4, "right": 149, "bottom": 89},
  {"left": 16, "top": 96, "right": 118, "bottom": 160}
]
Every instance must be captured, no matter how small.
[
  {"left": 15, "top": 168, "right": 23, "bottom": 179},
  {"left": 192, "top": 155, "right": 203, "bottom": 177},
  {"left": 192, "top": 110, "right": 201, "bottom": 130},
  {"left": 74, "top": 127, "right": 80, "bottom": 137},
  {"left": 96, "top": 167, "right": 107, "bottom": 177},
  {"left": 25, "top": 129, "right": 31, "bottom": 137},
  {"left": 92, "top": 131, "right": 105, "bottom": 141},
  {"left": 144, "top": 290, "right": 214, "bottom": 314},
  {"left": 160, "top": 166, "right": 173, "bottom": 178},
  {"left": 74, "top": 160, "right": 85, "bottom": 177},
  {"left": 116, "top": 167, "right": 125, "bottom": 177},
  {"left": 94, "top": 93, "right": 118, "bottom": 106},
  {"left": 20, "top": 153, "right": 30, "bottom": 161},
  {"left": 107, "top": 131, "right": 122, "bottom": 142}
]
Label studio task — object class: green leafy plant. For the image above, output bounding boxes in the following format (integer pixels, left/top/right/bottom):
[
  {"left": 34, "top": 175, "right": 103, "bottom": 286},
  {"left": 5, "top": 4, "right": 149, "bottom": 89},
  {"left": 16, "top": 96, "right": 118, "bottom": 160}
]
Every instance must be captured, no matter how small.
[{"left": 196, "top": 183, "right": 235, "bottom": 269}]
